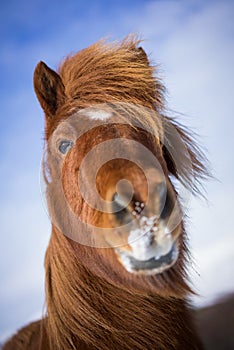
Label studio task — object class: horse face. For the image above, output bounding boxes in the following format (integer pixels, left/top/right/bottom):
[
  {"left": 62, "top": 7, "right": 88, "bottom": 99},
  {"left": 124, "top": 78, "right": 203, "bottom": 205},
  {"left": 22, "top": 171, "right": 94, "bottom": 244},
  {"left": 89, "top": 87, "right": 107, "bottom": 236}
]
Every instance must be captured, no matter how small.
[{"left": 45, "top": 112, "right": 182, "bottom": 276}]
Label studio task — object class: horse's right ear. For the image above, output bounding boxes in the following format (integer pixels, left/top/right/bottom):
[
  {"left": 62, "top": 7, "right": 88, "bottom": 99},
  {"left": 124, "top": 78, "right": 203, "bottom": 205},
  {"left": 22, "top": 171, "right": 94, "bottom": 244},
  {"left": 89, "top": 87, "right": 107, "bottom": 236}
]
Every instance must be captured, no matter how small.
[
  {"left": 33, "top": 61, "right": 66, "bottom": 119},
  {"left": 137, "top": 47, "right": 150, "bottom": 66}
]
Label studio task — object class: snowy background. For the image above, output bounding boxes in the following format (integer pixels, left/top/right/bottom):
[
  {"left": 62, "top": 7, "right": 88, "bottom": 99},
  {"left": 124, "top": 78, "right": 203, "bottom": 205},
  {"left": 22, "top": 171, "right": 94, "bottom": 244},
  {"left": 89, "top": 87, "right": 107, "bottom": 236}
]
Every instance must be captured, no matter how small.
[{"left": 1, "top": 0, "right": 234, "bottom": 342}]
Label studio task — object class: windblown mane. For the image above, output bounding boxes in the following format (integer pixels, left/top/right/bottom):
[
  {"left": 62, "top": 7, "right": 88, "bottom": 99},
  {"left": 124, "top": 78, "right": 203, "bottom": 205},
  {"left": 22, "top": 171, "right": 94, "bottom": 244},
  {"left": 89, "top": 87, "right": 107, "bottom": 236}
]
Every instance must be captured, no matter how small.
[{"left": 45, "top": 37, "right": 164, "bottom": 136}]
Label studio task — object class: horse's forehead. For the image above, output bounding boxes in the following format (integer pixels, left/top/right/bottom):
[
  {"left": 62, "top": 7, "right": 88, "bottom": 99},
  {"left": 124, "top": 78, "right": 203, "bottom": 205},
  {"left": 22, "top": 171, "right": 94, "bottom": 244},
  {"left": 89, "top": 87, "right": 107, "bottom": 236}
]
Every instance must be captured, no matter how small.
[{"left": 47, "top": 103, "right": 163, "bottom": 143}]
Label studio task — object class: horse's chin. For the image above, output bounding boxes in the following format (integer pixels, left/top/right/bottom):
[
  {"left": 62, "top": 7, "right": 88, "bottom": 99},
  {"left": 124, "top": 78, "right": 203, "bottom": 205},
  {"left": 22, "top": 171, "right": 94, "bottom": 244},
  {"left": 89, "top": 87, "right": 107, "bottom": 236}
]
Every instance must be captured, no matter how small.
[{"left": 115, "top": 241, "right": 179, "bottom": 276}]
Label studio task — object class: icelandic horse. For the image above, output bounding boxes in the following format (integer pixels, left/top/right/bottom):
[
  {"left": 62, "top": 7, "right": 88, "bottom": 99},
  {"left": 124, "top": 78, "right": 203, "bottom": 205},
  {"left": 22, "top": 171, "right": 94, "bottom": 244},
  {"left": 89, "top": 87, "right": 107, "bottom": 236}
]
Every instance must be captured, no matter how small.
[{"left": 3, "top": 37, "right": 206, "bottom": 350}]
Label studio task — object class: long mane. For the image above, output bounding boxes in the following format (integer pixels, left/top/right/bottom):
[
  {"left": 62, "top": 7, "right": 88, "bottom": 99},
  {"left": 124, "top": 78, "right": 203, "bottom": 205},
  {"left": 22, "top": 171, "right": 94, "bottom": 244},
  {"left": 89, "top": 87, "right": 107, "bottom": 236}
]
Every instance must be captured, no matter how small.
[{"left": 59, "top": 36, "right": 164, "bottom": 108}]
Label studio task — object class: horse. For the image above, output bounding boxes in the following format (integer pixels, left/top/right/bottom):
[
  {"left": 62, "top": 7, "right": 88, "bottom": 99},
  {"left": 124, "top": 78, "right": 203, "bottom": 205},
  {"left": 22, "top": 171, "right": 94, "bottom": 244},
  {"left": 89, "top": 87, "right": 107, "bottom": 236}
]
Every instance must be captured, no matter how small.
[{"left": 3, "top": 36, "right": 207, "bottom": 350}]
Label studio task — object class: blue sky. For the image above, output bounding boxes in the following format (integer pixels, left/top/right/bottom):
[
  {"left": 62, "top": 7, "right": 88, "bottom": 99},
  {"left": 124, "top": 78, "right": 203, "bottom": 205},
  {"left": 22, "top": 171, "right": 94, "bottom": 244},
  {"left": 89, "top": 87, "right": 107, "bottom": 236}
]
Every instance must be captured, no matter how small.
[{"left": 1, "top": 0, "right": 234, "bottom": 342}]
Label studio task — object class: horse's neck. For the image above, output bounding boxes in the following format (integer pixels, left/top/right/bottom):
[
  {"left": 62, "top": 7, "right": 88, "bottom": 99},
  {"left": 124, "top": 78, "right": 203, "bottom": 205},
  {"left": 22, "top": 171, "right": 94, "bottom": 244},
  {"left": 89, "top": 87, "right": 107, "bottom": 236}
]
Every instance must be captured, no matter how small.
[
  {"left": 82, "top": 277, "right": 202, "bottom": 349},
  {"left": 45, "top": 231, "right": 203, "bottom": 350}
]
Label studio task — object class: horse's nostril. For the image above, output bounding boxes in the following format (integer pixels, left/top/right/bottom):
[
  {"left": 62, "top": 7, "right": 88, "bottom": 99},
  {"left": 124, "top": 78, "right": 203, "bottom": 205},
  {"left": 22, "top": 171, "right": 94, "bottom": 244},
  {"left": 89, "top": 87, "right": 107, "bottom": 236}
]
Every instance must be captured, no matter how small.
[
  {"left": 160, "top": 191, "right": 173, "bottom": 219},
  {"left": 112, "top": 192, "right": 132, "bottom": 224}
]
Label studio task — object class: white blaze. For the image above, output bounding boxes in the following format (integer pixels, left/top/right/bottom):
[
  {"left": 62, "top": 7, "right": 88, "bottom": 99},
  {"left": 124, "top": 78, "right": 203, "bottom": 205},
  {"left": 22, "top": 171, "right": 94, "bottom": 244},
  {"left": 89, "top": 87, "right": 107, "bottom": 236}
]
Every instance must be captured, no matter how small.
[{"left": 82, "top": 109, "right": 112, "bottom": 121}]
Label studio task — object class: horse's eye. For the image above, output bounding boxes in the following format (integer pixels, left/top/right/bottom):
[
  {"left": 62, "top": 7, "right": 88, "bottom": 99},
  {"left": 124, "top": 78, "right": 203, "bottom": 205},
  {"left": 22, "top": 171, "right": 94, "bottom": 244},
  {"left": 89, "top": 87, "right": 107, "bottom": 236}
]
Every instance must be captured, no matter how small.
[{"left": 58, "top": 140, "right": 74, "bottom": 154}]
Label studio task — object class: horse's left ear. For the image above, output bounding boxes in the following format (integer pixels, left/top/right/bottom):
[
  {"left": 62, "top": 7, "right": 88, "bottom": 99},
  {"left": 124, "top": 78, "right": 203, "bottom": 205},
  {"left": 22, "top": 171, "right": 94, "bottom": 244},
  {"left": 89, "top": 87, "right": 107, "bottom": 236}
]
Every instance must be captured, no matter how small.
[{"left": 33, "top": 61, "right": 66, "bottom": 118}]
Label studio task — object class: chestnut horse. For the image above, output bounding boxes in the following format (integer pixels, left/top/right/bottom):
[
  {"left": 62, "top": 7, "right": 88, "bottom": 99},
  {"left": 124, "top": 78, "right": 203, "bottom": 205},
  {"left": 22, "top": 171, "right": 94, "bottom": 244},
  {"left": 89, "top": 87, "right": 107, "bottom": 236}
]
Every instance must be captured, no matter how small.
[{"left": 3, "top": 37, "right": 206, "bottom": 350}]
